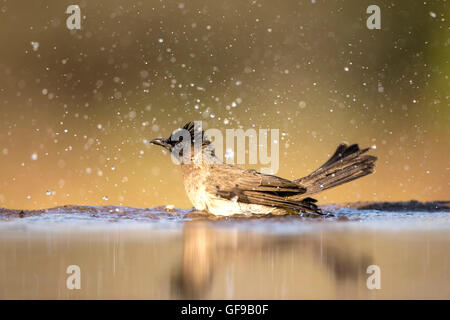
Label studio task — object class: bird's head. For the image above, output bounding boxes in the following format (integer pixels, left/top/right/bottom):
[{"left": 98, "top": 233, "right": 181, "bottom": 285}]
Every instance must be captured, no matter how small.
[{"left": 150, "top": 121, "right": 212, "bottom": 158}]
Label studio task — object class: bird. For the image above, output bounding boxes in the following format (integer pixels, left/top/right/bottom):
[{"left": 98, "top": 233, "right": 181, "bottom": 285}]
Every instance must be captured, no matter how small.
[{"left": 151, "top": 121, "right": 377, "bottom": 216}]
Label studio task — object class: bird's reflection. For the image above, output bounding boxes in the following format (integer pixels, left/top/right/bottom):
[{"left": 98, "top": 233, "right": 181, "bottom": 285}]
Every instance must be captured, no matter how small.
[
  {"left": 172, "top": 222, "right": 215, "bottom": 298},
  {"left": 172, "top": 218, "right": 372, "bottom": 299}
]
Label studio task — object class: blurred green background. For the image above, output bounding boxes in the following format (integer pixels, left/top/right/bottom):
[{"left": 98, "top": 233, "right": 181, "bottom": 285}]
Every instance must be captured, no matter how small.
[{"left": 0, "top": 0, "right": 448, "bottom": 209}]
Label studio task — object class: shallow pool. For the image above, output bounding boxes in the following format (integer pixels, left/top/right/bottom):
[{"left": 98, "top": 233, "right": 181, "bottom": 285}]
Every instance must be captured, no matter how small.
[{"left": 0, "top": 203, "right": 449, "bottom": 299}]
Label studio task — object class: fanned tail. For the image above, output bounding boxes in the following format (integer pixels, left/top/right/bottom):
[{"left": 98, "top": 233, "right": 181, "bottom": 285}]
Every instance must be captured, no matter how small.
[{"left": 293, "top": 143, "right": 377, "bottom": 197}]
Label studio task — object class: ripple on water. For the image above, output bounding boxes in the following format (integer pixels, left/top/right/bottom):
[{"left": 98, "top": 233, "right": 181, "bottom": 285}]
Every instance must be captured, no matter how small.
[{"left": 0, "top": 203, "right": 449, "bottom": 233}]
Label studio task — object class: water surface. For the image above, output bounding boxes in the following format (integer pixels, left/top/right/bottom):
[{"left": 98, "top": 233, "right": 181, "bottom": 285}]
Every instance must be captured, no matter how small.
[{"left": 0, "top": 203, "right": 449, "bottom": 299}]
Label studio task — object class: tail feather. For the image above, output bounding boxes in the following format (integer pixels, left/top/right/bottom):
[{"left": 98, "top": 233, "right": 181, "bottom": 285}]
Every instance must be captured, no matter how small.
[{"left": 293, "top": 143, "right": 377, "bottom": 197}]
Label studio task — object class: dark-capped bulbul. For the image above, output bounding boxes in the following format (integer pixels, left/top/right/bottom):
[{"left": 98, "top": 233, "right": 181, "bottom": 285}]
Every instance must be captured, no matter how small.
[{"left": 151, "top": 122, "right": 377, "bottom": 216}]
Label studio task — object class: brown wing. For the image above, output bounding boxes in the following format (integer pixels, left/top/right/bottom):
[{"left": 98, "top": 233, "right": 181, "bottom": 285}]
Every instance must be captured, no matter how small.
[{"left": 205, "top": 164, "right": 321, "bottom": 213}]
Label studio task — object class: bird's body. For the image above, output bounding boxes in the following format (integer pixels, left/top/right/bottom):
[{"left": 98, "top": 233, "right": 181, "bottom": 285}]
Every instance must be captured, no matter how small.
[
  {"left": 151, "top": 122, "right": 377, "bottom": 216},
  {"left": 181, "top": 161, "right": 288, "bottom": 216}
]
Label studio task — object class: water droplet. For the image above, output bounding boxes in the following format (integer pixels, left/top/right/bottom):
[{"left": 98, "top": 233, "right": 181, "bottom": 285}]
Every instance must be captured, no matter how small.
[
  {"left": 30, "top": 41, "right": 39, "bottom": 51},
  {"left": 225, "top": 149, "right": 234, "bottom": 159}
]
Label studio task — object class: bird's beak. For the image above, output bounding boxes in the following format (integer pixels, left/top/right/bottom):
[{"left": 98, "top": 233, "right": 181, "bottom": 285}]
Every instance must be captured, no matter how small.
[{"left": 150, "top": 138, "right": 171, "bottom": 150}]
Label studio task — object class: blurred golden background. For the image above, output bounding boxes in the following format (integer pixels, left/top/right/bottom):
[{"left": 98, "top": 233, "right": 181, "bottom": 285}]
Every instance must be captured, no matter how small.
[{"left": 0, "top": 0, "right": 448, "bottom": 210}]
